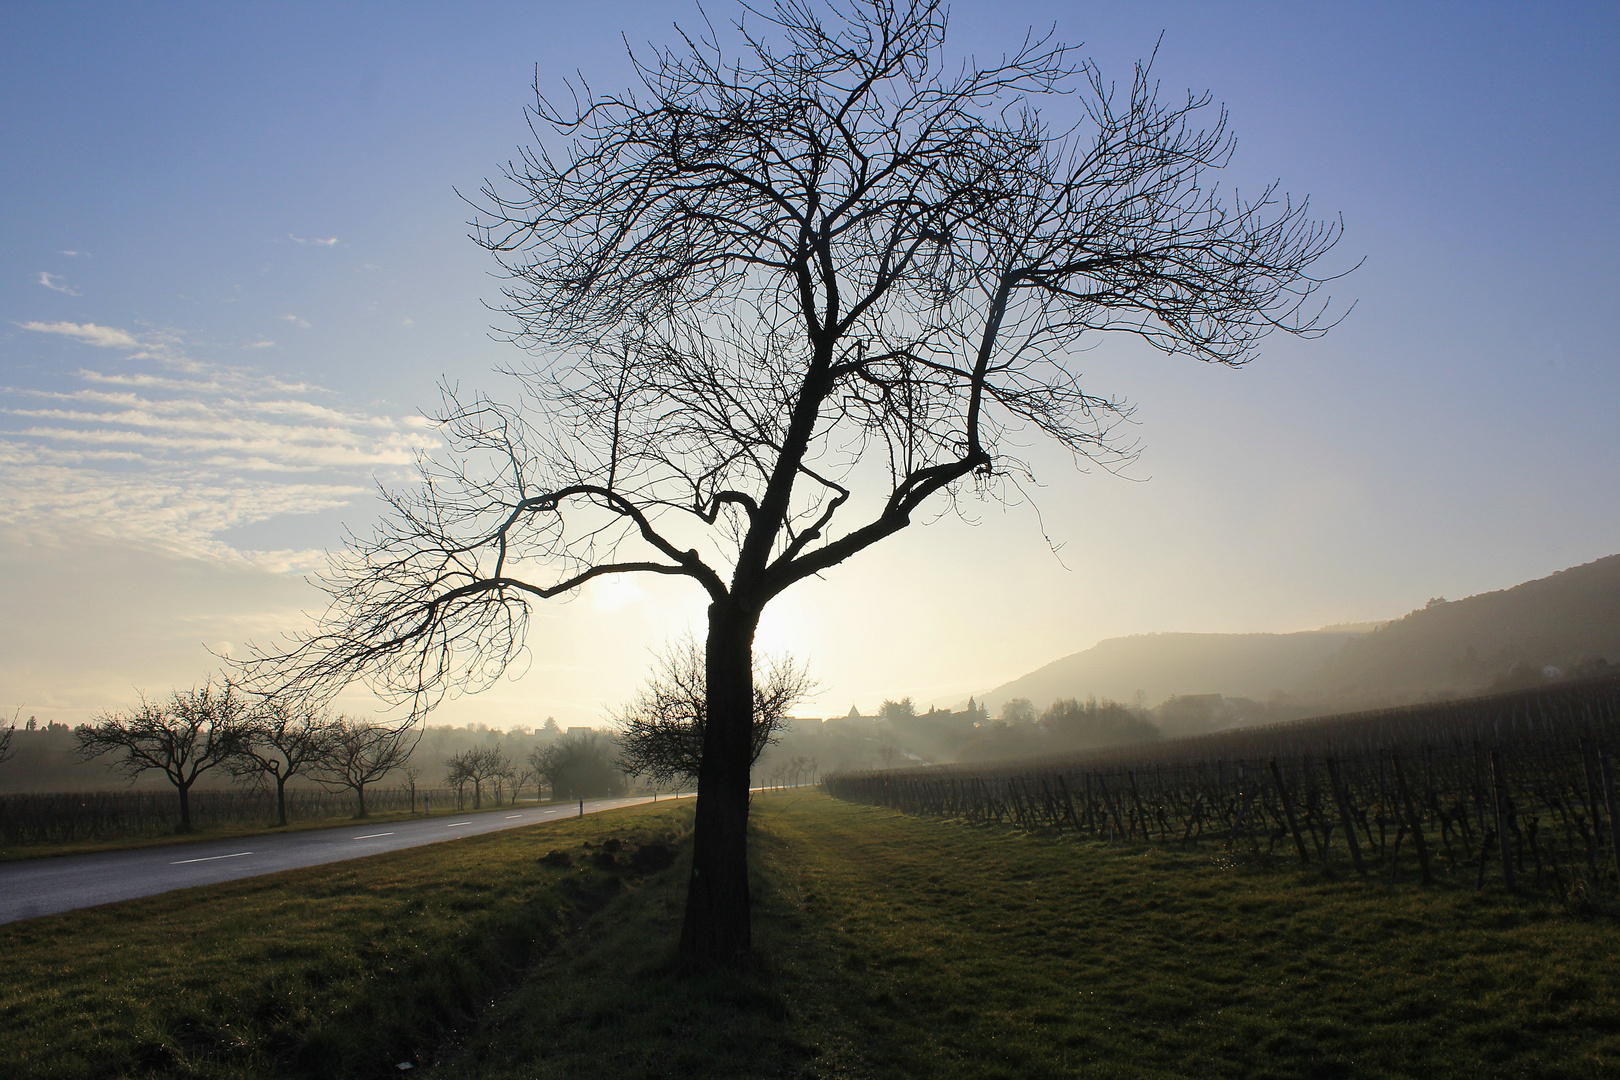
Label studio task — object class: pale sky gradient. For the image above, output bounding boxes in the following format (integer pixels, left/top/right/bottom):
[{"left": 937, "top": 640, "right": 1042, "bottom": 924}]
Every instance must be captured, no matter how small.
[{"left": 3, "top": 2, "right": 1617, "bottom": 728}]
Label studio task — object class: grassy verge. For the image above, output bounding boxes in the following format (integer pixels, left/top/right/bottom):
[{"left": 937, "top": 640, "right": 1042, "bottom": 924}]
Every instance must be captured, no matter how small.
[
  {"left": 0, "top": 800, "right": 692, "bottom": 1079},
  {"left": 431, "top": 790, "right": 1620, "bottom": 1079},
  {"left": 0, "top": 797, "right": 603, "bottom": 863}
]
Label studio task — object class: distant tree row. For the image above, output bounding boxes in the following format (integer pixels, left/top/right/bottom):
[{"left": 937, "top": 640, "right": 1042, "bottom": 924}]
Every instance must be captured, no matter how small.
[{"left": 73, "top": 680, "right": 415, "bottom": 830}]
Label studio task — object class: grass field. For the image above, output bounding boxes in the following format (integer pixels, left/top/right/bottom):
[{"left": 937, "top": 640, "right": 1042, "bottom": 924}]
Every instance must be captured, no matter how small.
[
  {"left": 0, "top": 801, "right": 692, "bottom": 1079},
  {"left": 3, "top": 791, "right": 1617, "bottom": 1078}
]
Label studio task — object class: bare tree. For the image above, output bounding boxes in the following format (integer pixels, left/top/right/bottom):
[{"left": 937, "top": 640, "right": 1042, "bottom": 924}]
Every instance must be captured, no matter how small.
[
  {"left": 490, "top": 750, "right": 520, "bottom": 805},
  {"left": 75, "top": 680, "right": 251, "bottom": 833},
  {"left": 443, "top": 746, "right": 511, "bottom": 809},
  {"left": 444, "top": 751, "right": 472, "bottom": 809},
  {"left": 524, "top": 746, "right": 551, "bottom": 801},
  {"left": 614, "top": 636, "right": 811, "bottom": 787},
  {"left": 0, "top": 715, "right": 14, "bottom": 769},
  {"left": 240, "top": 1, "right": 1344, "bottom": 963},
  {"left": 309, "top": 716, "right": 414, "bottom": 818},
  {"left": 229, "top": 695, "right": 334, "bottom": 827},
  {"left": 402, "top": 763, "right": 424, "bottom": 813}
]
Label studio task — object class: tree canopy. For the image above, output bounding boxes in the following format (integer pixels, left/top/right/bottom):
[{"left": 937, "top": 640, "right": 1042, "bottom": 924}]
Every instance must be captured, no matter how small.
[{"left": 238, "top": 0, "right": 1345, "bottom": 964}]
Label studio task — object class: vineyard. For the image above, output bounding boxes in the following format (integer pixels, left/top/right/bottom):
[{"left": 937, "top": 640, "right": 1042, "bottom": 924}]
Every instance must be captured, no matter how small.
[
  {"left": 825, "top": 675, "right": 1620, "bottom": 905},
  {"left": 0, "top": 786, "right": 458, "bottom": 845}
]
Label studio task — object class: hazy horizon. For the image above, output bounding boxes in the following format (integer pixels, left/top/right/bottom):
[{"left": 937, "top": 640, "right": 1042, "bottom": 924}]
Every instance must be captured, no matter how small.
[{"left": 4, "top": 2, "right": 1617, "bottom": 730}]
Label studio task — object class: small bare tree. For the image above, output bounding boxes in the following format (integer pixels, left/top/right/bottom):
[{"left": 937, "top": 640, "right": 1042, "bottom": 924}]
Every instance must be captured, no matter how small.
[
  {"left": 402, "top": 763, "right": 423, "bottom": 813},
  {"left": 240, "top": 1, "right": 1345, "bottom": 963},
  {"left": 229, "top": 696, "right": 334, "bottom": 827},
  {"left": 443, "top": 746, "right": 511, "bottom": 809},
  {"left": 309, "top": 716, "right": 414, "bottom": 818},
  {"left": 75, "top": 680, "right": 251, "bottom": 833},
  {"left": 534, "top": 744, "right": 560, "bottom": 803},
  {"left": 614, "top": 637, "right": 811, "bottom": 788},
  {"left": 0, "top": 717, "right": 14, "bottom": 769}
]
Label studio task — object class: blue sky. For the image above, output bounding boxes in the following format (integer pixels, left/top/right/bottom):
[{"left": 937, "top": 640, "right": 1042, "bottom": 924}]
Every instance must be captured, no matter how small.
[{"left": 2, "top": 2, "right": 1617, "bottom": 727}]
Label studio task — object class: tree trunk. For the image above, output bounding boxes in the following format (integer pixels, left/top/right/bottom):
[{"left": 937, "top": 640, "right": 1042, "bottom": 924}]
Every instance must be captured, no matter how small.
[
  {"left": 275, "top": 774, "right": 289, "bottom": 827},
  {"left": 176, "top": 779, "right": 194, "bottom": 833},
  {"left": 679, "top": 601, "right": 759, "bottom": 967},
  {"left": 355, "top": 782, "right": 369, "bottom": 818}
]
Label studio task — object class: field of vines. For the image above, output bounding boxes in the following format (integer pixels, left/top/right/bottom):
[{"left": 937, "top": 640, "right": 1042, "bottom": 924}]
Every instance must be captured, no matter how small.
[
  {"left": 825, "top": 675, "right": 1620, "bottom": 905},
  {"left": 0, "top": 786, "right": 458, "bottom": 845}
]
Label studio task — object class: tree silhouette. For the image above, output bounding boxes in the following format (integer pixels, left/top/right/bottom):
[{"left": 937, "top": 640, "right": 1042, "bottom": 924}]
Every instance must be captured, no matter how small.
[
  {"left": 75, "top": 680, "right": 251, "bottom": 833},
  {"left": 307, "top": 716, "right": 414, "bottom": 818},
  {"left": 228, "top": 695, "right": 334, "bottom": 827},
  {"left": 614, "top": 636, "right": 811, "bottom": 787},
  {"left": 241, "top": 0, "right": 1344, "bottom": 964}
]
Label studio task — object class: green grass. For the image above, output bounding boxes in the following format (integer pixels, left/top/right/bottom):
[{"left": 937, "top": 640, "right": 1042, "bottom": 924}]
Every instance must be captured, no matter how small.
[
  {"left": 0, "top": 800, "right": 692, "bottom": 1079},
  {"left": 3, "top": 791, "right": 1617, "bottom": 1079},
  {"left": 431, "top": 791, "right": 1620, "bottom": 1080}
]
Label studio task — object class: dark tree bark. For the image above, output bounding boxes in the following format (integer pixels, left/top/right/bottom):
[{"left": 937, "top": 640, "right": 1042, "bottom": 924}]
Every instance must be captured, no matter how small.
[
  {"left": 680, "top": 601, "right": 763, "bottom": 962},
  {"left": 237, "top": 0, "right": 1346, "bottom": 967}
]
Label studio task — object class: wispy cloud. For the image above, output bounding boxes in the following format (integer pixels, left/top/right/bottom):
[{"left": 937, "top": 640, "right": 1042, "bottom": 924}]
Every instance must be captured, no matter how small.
[
  {"left": 245, "top": 339, "right": 276, "bottom": 349},
  {"left": 37, "top": 272, "right": 81, "bottom": 296},
  {"left": 59, "top": 250, "right": 85, "bottom": 257},
  {"left": 281, "top": 314, "right": 311, "bottom": 328},
  {"left": 2, "top": 319, "right": 433, "bottom": 571},
  {"left": 289, "top": 234, "right": 338, "bottom": 246},
  {"left": 21, "top": 320, "right": 138, "bottom": 347}
]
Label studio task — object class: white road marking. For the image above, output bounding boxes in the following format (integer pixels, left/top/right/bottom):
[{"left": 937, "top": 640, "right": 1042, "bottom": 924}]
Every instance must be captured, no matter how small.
[
  {"left": 354, "top": 832, "right": 394, "bottom": 839},
  {"left": 445, "top": 821, "right": 473, "bottom": 827},
  {"left": 504, "top": 815, "right": 522, "bottom": 819},
  {"left": 172, "top": 851, "right": 253, "bottom": 865}
]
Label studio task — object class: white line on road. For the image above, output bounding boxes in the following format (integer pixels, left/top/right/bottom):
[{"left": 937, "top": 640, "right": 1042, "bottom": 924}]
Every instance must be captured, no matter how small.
[
  {"left": 353, "top": 832, "right": 394, "bottom": 840},
  {"left": 445, "top": 821, "right": 473, "bottom": 827},
  {"left": 172, "top": 851, "right": 253, "bottom": 865},
  {"left": 504, "top": 815, "right": 523, "bottom": 819}
]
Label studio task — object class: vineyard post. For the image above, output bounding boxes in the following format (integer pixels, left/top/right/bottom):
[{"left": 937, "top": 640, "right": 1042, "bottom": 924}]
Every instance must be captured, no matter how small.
[
  {"left": 1390, "top": 751, "right": 1433, "bottom": 886},
  {"left": 1387, "top": 821, "right": 1406, "bottom": 890},
  {"left": 1128, "top": 772, "right": 1148, "bottom": 842},
  {"left": 1041, "top": 777, "right": 1061, "bottom": 831},
  {"left": 1579, "top": 733, "right": 1606, "bottom": 849},
  {"left": 1490, "top": 749, "right": 1516, "bottom": 891},
  {"left": 1269, "top": 758, "right": 1311, "bottom": 865},
  {"left": 1600, "top": 747, "right": 1620, "bottom": 891},
  {"left": 1325, "top": 756, "right": 1367, "bottom": 876},
  {"left": 1056, "top": 774, "right": 1080, "bottom": 831}
]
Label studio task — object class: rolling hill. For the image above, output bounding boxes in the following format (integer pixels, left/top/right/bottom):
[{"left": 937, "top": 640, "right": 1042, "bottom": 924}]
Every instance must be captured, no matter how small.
[{"left": 978, "top": 553, "right": 1620, "bottom": 716}]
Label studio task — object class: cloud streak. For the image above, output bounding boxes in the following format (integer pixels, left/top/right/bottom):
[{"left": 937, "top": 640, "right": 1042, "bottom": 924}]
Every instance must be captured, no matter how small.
[
  {"left": 38, "top": 271, "right": 80, "bottom": 295},
  {"left": 21, "top": 320, "right": 137, "bottom": 347},
  {"left": 3, "top": 319, "right": 434, "bottom": 571}
]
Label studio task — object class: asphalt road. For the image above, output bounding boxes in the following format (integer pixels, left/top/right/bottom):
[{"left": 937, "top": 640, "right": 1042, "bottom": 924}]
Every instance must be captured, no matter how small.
[{"left": 0, "top": 794, "right": 681, "bottom": 926}]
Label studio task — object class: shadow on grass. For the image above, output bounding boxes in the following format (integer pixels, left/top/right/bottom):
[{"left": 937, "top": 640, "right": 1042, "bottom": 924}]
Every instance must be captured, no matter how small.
[{"left": 423, "top": 835, "right": 854, "bottom": 1080}]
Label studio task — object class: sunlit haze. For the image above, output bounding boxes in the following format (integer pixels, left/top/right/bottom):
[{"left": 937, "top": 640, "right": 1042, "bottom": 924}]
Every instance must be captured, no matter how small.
[{"left": 4, "top": 2, "right": 1617, "bottom": 729}]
